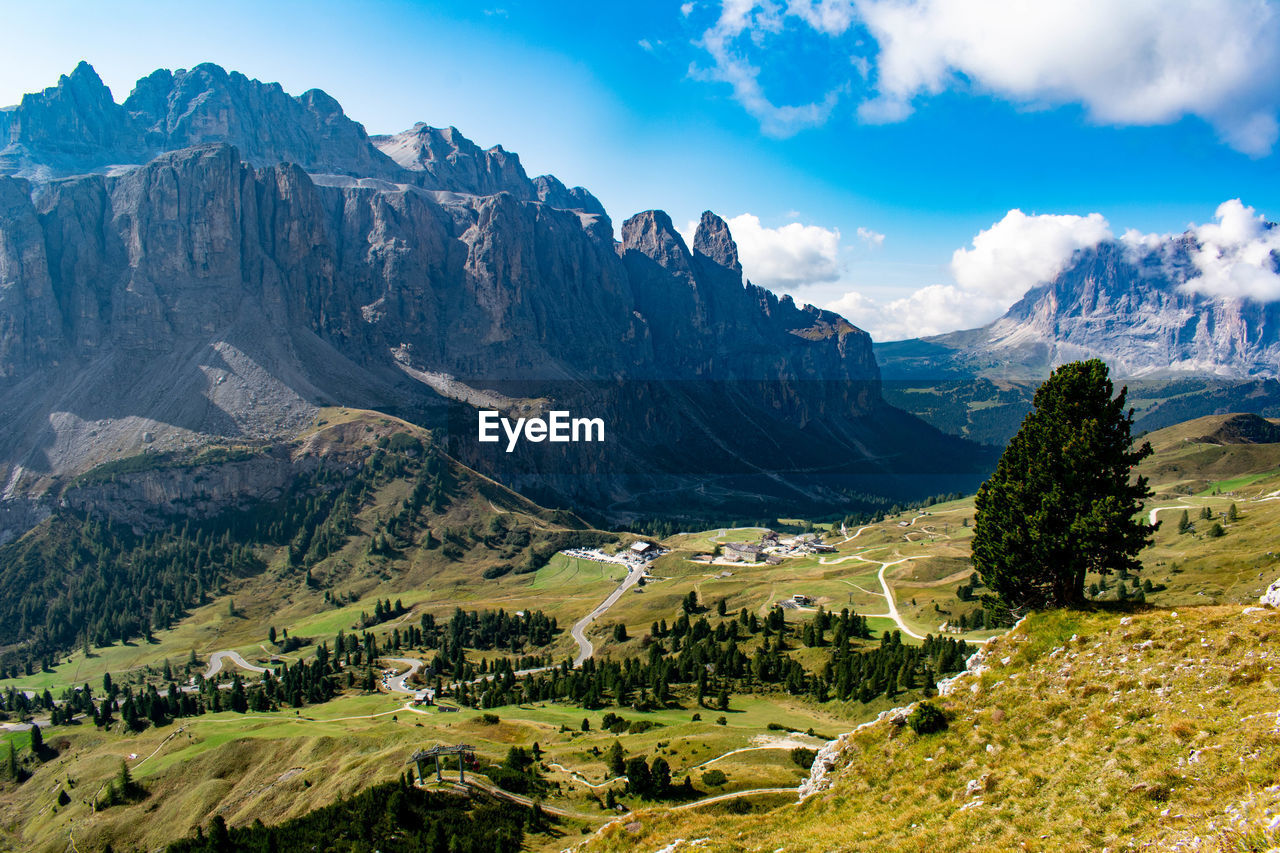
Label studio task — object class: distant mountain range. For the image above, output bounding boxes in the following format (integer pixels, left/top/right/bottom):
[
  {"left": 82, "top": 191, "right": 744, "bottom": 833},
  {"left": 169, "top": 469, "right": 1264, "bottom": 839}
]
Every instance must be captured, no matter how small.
[
  {"left": 873, "top": 234, "right": 1280, "bottom": 447},
  {"left": 0, "top": 62, "right": 986, "bottom": 535},
  {"left": 876, "top": 237, "right": 1280, "bottom": 381}
]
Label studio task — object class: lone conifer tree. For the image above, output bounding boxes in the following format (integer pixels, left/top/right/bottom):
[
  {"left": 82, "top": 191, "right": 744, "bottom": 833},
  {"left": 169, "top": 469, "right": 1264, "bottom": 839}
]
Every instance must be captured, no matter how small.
[{"left": 973, "top": 360, "right": 1154, "bottom": 612}]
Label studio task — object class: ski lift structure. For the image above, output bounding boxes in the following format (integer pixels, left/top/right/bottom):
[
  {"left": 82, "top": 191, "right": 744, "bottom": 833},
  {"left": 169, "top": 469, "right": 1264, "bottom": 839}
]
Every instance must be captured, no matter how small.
[{"left": 409, "top": 744, "right": 478, "bottom": 784}]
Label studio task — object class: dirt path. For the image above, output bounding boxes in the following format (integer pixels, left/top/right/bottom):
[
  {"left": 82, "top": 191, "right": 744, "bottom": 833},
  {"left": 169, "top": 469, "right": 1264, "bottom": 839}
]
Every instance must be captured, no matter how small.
[
  {"left": 668, "top": 787, "right": 797, "bottom": 810},
  {"left": 546, "top": 762, "right": 626, "bottom": 789},
  {"left": 850, "top": 554, "right": 928, "bottom": 640}
]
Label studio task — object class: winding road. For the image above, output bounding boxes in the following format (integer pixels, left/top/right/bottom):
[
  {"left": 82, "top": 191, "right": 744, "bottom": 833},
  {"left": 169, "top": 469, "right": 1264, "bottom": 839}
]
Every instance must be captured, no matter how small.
[
  {"left": 203, "top": 651, "right": 267, "bottom": 679},
  {"left": 851, "top": 554, "right": 928, "bottom": 640},
  {"left": 570, "top": 564, "right": 648, "bottom": 666},
  {"left": 383, "top": 657, "right": 425, "bottom": 694}
]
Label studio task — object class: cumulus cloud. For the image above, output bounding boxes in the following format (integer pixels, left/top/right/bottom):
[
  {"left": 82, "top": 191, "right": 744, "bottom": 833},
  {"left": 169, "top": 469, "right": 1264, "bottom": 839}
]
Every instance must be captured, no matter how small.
[
  {"left": 823, "top": 208, "right": 1112, "bottom": 341},
  {"left": 827, "top": 284, "right": 1007, "bottom": 341},
  {"left": 719, "top": 213, "right": 844, "bottom": 287},
  {"left": 951, "top": 209, "right": 1113, "bottom": 303},
  {"left": 692, "top": 0, "right": 1280, "bottom": 154},
  {"left": 856, "top": 0, "right": 1280, "bottom": 155},
  {"left": 1181, "top": 199, "right": 1280, "bottom": 301}
]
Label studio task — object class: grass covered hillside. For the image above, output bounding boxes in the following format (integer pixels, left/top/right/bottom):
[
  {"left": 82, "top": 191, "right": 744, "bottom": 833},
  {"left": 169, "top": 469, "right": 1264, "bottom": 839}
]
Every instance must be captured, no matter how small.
[
  {"left": 585, "top": 604, "right": 1280, "bottom": 853},
  {"left": 0, "top": 407, "right": 610, "bottom": 693},
  {"left": 1137, "top": 413, "right": 1280, "bottom": 497}
]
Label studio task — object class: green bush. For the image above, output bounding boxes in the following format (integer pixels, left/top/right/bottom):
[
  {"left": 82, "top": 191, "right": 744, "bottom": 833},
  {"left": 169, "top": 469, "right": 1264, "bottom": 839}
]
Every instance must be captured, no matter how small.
[
  {"left": 790, "top": 747, "right": 817, "bottom": 769},
  {"left": 700, "top": 769, "right": 727, "bottom": 787},
  {"left": 482, "top": 563, "right": 514, "bottom": 580},
  {"left": 907, "top": 701, "right": 948, "bottom": 735}
]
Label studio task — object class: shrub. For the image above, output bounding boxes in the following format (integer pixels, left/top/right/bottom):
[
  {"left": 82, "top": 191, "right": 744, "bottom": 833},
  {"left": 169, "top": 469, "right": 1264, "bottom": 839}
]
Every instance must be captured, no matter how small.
[
  {"left": 482, "top": 563, "right": 513, "bottom": 580},
  {"left": 790, "top": 747, "right": 817, "bottom": 769},
  {"left": 385, "top": 433, "right": 423, "bottom": 455},
  {"left": 480, "top": 713, "right": 500, "bottom": 725},
  {"left": 907, "top": 701, "right": 948, "bottom": 735},
  {"left": 700, "top": 769, "right": 727, "bottom": 787}
]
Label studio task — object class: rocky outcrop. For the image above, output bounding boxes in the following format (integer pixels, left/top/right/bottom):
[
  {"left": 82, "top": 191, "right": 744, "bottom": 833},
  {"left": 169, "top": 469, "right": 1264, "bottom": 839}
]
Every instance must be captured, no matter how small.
[
  {"left": 0, "top": 176, "right": 62, "bottom": 378},
  {"left": 62, "top": 447, "right": 319, "bottom": 530}
]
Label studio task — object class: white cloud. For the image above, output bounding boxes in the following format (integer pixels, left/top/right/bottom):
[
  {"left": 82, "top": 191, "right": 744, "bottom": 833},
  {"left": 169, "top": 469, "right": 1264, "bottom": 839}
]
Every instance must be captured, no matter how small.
[
  {"left": 856, "top": 226, "right": 885, "bottom": 247},
  {"left": 823, "top": 208, "right": 1112, "bottom": 340},
  {"left": 721, "top": 213, "right": 844, "bottom": 287},
  {"left": 691, "top": 1, "right": 843, "bottom": 137},
  {"left": 682, "top": 2, "right": 696, "bottom": 15},
  {"left": 786, "top": 0, "right": 858, "bottom": 35},
  {"left": 820, "top": 200, "right": 1280, "bottom": 342},
  {"left": 1181, "top": 199, "right": 1280, "bottom": 301},
  {"left": 950, "top": 209, "right": 1113, "bottom": 303},
  {"left": 856, "top": 0, "right": 1280, "bottom": 155},
  {"left": 693, "top": 0, "right": 1280, "bottom": 154},
  {"left": 828, "top": 283, "right": 1007, "bottom": 341}
]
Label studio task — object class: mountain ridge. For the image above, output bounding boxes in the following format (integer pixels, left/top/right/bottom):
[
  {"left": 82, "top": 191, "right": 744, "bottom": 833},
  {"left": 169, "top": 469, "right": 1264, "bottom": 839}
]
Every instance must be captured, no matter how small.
[{"left": 0, "top": 62, "right": 988, "bottom": 531}]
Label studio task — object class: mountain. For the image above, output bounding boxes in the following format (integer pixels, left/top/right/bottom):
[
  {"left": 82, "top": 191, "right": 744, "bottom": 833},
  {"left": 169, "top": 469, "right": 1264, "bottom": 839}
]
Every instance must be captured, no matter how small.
[
  {"left": 0, "top": 63, "right": 987, "bottom": 537},
  {"left": 875, "top": 234, "right": 1280, "bottom": 447},
  {"left": 876, "top": 237, "right": 1280, "bottom": 381}
]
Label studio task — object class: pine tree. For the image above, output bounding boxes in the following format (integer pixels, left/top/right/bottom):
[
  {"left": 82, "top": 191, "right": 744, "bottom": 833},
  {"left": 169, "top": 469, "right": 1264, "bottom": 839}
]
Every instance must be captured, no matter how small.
[
  {"left": 28, "top": 724, "right": 42, "bottom": 755},
  {"left": 607, "top": 741, "right": 625, "bottom": 777},
  {"left": 6, "top": 742, "right": 17, "bottom": 780},
  {"left": 1177, "top": 510, "right": 1191, "bottom": 534},
  {"left": 1228, "top": 503, "right": 1239, "bottom": 522},
  {"left": 972, "top": 360, "right": 1154, "bottom": 611}
]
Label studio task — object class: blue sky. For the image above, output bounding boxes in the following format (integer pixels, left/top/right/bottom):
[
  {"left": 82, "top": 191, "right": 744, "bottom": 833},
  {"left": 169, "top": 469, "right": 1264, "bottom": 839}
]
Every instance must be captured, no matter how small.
[{"left": 2, "top": 0, "right": 1278, "bottom": 340}]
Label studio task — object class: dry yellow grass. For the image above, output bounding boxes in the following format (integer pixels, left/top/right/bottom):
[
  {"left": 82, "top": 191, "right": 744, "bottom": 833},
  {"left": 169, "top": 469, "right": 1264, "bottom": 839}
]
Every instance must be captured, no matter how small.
[{"left": 583, "top": 604, "right": 1280, "bottom": 853}]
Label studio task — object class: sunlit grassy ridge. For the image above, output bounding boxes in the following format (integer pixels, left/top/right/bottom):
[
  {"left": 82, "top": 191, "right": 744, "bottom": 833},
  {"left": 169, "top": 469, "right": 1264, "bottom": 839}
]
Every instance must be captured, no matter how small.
[{"left": 584, "top": 604, "right": 1280, "bottom": 853}]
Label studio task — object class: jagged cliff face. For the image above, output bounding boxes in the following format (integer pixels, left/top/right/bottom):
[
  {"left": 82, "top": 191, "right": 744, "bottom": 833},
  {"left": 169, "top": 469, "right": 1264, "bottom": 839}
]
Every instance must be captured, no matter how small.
[
  {"left": 877, "top": 239, "right": 1280, "bottom": 380},
  {"left": 0, "top": 62, "right": 978, "bottom": 522}
]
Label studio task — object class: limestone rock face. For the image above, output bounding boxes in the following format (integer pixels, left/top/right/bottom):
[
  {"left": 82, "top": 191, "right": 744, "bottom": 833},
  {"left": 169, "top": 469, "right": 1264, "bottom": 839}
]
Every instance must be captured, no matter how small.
[
  {"left": 0, "top": 63, "right": 983, "bottom": 524},
  {"left": 0, "top": 177, "right": 62, "bottom": 378},
  {"left": 692, "top": 209, "right": 741, "bottom": 275}
]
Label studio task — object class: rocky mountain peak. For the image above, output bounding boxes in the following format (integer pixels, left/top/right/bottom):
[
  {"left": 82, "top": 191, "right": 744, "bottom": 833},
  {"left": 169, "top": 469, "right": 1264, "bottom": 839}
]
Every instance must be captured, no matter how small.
[
  {"left": 371, "top": 123, "right": 533, "bottom": 198},
  {"left": 620, "top": 209, "right": 693, "bottom": 273},
  {"left": 693, "top": 210, "right": 742, "bottom": 276},
  {"left": 876, "top": 231, "right": 1280, "bottom": 379},
  {"left": 1, "top": 60, "right": 136, "bottom": 174},
  {"left": 531, "top": 173, "right": 606, "bottom": 216},
  {"left": 123, "top": 62, "right": 397, "bottom": 177}
]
